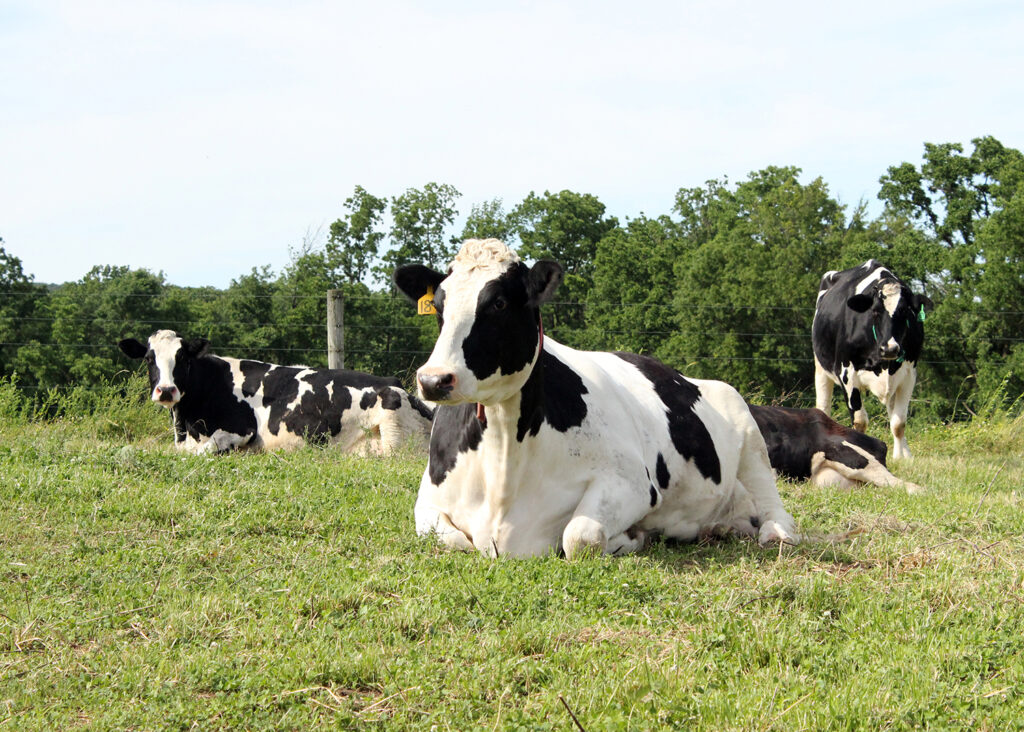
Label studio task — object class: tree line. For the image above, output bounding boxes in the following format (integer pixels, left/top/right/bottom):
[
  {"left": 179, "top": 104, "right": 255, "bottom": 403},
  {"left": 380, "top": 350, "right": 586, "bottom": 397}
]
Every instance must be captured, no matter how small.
[{"left": 1, "top": 136, "right": 1022, "bottom": 422}]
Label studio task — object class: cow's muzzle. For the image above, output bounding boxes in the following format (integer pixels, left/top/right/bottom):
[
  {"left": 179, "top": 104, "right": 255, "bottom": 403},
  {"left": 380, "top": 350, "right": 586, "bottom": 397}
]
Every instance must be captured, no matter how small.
[
  {"left": 153, "top": 385, "right": 180, "bottom": 405},
  {"left": 417, "top": 368, "right": 456, "bottom": 402},
  {"left": 879, "top": 342, "right": 901, "bottom": 360}
]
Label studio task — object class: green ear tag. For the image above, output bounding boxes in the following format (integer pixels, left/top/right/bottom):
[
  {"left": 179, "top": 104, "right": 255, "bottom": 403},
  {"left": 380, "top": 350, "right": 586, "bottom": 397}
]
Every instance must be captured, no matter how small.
[
  {"left": 918, "top": 307, "right": 926, "bottom": 323},
  {"left": 418, "top": 286, "right": 438, "bottom": 316}
]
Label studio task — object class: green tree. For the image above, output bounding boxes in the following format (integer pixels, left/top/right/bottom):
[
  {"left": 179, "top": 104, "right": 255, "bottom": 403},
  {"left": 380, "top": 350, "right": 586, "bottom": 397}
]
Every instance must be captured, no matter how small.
[
  {"left": 460, "top": 198, "right": 518, "bottom": 243},
  {"left": 380, "top": 183, "right": 461, "bottom": 276},
  {"left": 660, "top": 167, "right": 859, "bottom": 400},
  {"left": 16, "top": 266, "right": 193, "bottom": 389},
  {"left": 326, "top": 186, "right": 387, "bottom": 285},
  {"left": 584, "top": 215, "right": 683, "bottom": 355},
  {"left": 0, "top": 240, "right": 48, "bottom": 383},
  {"left": 511, "top": 190, "right": 620, "bottom": 343}
]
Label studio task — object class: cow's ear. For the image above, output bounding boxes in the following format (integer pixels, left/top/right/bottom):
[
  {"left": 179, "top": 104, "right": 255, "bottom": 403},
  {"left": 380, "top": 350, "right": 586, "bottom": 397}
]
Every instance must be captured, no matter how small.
[
  {"left": 118, "top": 338, "right": 147, "bottom": 359},
  {"left": 393, "top": 264, "right": 446, "bottom": 302},
  {"left": 184, "top": 338, "right": 209, "bottom": 358},
  {"left": 846, "top": 294, "right": 873, "bottom": 313},
  {"left": 914, "top": 293, "right": 934, "bottom": 313},
  {"left": 527, "top": 260, "right": 563, "bottom": 306}
]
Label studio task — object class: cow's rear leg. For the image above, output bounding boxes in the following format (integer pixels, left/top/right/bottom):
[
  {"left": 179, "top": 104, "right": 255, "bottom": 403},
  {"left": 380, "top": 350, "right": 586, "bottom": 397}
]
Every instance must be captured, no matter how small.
[
  {"left": 814, "top": 358, "right": 836, "bottom": 415},
  {"left": 812, "top": 447, "right": 925, "bottom": 494},
  {"left": 563, "top": 476, "right": 656, "bottom": 559}
]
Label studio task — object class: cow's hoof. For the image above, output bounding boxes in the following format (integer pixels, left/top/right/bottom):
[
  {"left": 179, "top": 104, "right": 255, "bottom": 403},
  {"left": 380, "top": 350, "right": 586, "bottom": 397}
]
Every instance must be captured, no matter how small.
[{"left": 758, "top": 520, "right": 799, "bottom": 547}]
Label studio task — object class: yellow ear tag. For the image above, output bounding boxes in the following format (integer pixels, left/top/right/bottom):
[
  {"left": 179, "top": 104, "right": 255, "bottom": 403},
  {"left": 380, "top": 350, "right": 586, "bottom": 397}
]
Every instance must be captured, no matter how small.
[{"left": 418, "top": 286, "right": 438, "bottom": 316}]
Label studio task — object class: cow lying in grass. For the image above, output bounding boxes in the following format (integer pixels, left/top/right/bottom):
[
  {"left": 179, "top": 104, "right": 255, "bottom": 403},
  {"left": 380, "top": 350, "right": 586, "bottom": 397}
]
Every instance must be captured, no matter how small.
[
  {"left": 394, "top": 238, "right": 798, "bottom": 558},
  {"left": 748, "top": 404, "right": 923, "bottom": 494},
  {"left": 119, "top": 330, "right": 432, "bottom": 455}
]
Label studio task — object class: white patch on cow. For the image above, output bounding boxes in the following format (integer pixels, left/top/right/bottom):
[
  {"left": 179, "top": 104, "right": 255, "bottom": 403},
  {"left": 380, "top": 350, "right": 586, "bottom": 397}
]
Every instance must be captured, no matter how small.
[
  {"left": 148, "top": 329, "right": 185, "bottom": 405},
  {"left": 880, "top": 281, "right": 902, "bottom": 316},
  {"left": 817, "top": 270, "right": 838, "bottom": 302},
  {"left": 853, "top": 262, "right": 892, "bottom": 294}
]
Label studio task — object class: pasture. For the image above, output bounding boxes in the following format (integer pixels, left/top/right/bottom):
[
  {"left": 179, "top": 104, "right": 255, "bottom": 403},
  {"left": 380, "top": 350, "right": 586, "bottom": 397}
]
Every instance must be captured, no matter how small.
[{"left": 1, "top": 378, "right": 1023, "bottom": 730}]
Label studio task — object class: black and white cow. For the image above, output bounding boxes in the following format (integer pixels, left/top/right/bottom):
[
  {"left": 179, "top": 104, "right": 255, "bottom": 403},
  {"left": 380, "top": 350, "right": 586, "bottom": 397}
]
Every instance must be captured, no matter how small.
[
  {"left": 119, "top": 330, "right": 433, "bottom": 455},
  {"left": 747, "top": 404, "right": 923, "bottom": 494},
  {"left": 812, "top": 260, "right": 932, "bottom": 460},
  {"left": 393, "top": 238, "right": 798, "bottom": 558}
]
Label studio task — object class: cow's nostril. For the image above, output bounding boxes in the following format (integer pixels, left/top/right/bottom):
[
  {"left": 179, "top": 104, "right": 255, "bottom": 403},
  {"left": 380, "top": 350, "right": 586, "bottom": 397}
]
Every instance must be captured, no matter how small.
[{"left": 418, "top": 371, "right": 457, "bottom": 400}]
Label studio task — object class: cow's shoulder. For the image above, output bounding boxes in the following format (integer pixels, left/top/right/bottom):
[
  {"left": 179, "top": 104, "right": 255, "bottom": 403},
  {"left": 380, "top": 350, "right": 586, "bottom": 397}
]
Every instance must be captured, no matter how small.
[
  {"left": 516, "top": 349, "right": 589, "bottom": 441},
  {"left": 613, "top": 351, "right": 722, "bottom": 484},
  {"left": 429, "top": 404, "right": 484, "bottom": 485}
]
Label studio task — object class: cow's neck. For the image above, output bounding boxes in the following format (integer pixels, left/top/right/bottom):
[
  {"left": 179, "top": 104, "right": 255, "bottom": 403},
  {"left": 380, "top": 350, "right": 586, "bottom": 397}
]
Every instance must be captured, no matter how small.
[
  {"left": 476, "top": 388, "right": 539, "bottom": 514},
  {"left": 475, "top": 315, "right": 543, "bottom": 428}
]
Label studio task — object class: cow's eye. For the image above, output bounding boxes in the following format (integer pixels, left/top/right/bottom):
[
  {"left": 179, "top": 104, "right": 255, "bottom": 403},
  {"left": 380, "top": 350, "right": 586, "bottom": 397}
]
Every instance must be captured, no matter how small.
[{"left": 492, "top": 297, "right": 508, "bottom": 312}]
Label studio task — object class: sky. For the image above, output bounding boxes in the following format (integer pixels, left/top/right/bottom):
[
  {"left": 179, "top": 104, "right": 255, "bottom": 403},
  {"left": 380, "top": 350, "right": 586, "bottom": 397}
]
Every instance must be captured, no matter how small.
[{"left": 2, "top": 0, "right": 1022, "bottom": 288}]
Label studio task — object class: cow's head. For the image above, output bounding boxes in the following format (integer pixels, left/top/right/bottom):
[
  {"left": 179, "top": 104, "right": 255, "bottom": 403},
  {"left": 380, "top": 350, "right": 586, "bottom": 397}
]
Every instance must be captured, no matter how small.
[
  {"left": 845, "top": 279, "right": 932, "bottom": 364},
  {"left": 394, "top": 239, "right": 562, "bottom": 405},
  {"left": 118, "top": 329, "right": 209, "bottom": 407}
]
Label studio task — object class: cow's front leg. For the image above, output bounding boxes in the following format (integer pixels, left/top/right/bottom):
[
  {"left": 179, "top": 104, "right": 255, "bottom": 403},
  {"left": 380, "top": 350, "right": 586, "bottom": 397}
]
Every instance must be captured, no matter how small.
[
  {"left": 562, "top": 475, "right": 656, "bottom": 559},
  {"left": 198, "top": 430, "right": 254, "bottom": 454},
  {"left": 414, "top": 491, "right": 475, "bottom": 552},
  {"left": 844, "top": 376, "right": 869, "bottom": 432},
  {"left": 887, "top": 368, "right": 916, "bottom": 460}
]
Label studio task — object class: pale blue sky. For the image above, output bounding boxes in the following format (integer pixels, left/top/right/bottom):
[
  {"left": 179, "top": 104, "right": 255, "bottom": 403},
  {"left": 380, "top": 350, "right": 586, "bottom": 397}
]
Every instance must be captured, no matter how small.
[{"left": 2, "top": 0, "right": 1022, "bottom": 287}]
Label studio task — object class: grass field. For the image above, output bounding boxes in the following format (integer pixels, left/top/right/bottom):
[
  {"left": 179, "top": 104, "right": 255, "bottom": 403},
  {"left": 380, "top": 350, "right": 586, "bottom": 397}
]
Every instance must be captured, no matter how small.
[{"left": 2, "top": 380, "right": 1023, "bottom": 730}]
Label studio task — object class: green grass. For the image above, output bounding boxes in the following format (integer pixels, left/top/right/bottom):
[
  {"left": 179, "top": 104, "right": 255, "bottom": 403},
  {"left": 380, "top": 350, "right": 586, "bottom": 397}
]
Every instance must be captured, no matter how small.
[{"left": 2, "top": 383, "right": 1023, "bottom": 730}]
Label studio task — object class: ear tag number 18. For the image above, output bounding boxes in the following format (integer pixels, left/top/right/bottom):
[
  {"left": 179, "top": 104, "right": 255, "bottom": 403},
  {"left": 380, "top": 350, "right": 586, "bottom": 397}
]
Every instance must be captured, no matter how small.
[{"left": 418, "top": 287, "right": 438, "bottom": 316}]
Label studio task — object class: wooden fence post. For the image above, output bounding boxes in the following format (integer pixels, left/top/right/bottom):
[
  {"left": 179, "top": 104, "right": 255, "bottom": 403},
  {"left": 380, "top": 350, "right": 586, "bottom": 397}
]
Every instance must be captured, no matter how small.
[{"left": 327, "top": 289, "right": 344, "bottom": 369}]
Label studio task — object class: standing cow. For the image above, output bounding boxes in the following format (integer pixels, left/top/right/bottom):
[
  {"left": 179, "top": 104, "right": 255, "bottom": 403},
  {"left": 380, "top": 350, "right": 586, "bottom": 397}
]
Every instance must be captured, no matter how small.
[
  {"left": 393, "top": 238, "right": 798, "bottom": 558},
  {"left": 119, "top": 330, "right": 433, "bottom": 455},
  {"left": 812, "top": 260, "right": 931, "bottom": 459}
]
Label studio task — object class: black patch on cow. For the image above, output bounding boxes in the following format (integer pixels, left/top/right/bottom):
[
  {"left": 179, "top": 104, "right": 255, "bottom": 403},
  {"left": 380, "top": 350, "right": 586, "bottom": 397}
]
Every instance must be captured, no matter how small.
[
  {"left": 378, "top": 387, "right": 402, "bottom": 411},
  {"left": 260, "top": 366, "right": 304, "bottom": 434},
  {"left": 848, "top": 388, "right": 862, "bottom": 413},
  {"left": 359, "top": 389, "right": 377, "bottom": 410},
  {"left": 516, "top": 350, "right": 589, "bottom": 442},
  {"left": 462, "top": 263, "right": 540, "bottom": 382},
  {"left": 649, "top": 484, "right": 659, "bottom": 507},
  {"left": 614, "top": 352, "right": 721, "bottom": 484},
  {"left": 240, "top": 360, "right": 271, "bottom": 397},
  {"left": 172, "top": 356, "right": 258, "bottom": 448},
  {"left": 655, "top": 453, "right": 670, "bottom": 490},
  {"left": 428, "top": 403, "right": 485, "bottom": 485},
  {"left": 408, "top": 394, "right": 435, "bottom": 422}
]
